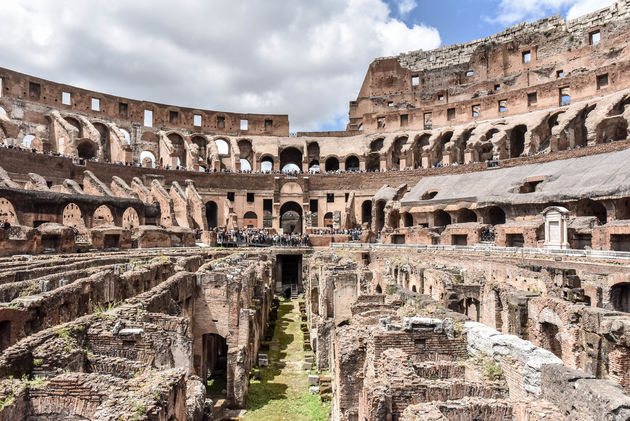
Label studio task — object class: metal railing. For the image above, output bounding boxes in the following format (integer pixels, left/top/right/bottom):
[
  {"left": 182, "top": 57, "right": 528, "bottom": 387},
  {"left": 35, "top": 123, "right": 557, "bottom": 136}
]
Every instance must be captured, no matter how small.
[{"left": 330, "top": 242, "right": 630, "bottom": 260}]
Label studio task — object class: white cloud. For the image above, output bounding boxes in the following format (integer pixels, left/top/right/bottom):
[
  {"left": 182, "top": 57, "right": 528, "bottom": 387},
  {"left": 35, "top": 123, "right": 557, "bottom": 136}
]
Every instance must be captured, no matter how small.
[
  {"left": 0, "top": 0, "right": 440, "bottom": 132},
  {"left": 396, "top": 0, "right": 418, "bottom": 15},
  {"left": 491, "top": 0, "right": 615, "bottom": 25}
]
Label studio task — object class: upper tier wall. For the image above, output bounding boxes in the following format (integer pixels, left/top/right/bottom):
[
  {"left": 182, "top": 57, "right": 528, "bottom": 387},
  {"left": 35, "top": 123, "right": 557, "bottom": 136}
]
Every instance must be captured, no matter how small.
[
  {"left": 349, "top": 0, "right": 630, "bottom": 133},
  {"left": 0, "top": 67, "right": 289, "bottom": 137}
]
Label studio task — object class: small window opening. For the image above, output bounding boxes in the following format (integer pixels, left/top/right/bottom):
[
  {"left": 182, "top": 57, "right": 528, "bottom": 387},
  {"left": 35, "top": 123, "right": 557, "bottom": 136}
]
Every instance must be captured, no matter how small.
[
  {"left": 265, "top": 119, "right": 273, "bottom": 131},
  {"left": 119, "top": 102, "right": 128, "bottom": 117},
  {"left": 345, "top": 193, "right": 350, "bottom": 202},
  {"left": 193, "top": 114, "right": 202, "bottom": 127},
  {"left": 144, "top": 110, "right": 153, "bottom": 127},
  {"left": 557, "top": 70, "right": 564, "bottom": 78},
  {"left": 227, "top": 192, "right": 235, "bottom": 201},
  {"left": 411, "top": 75, "right": 420, "bottom": 86},
  {"left": 91, "top": 98, "right": 100, "bottom": 111},
  {"left": 494, "top": 84, "right": 501, "bottom": 91},
  {"left": 327, "top": 193, "right": 334, "bottom": 203},
  {"left": 438, "top": 94, "right": 444, "bottom": 101},
  {"left": 169, "top": 110, "right": 179, "bottom": 124},
  {"left": 400, "top": 114, "right": 408, "bottom": 127},
  {"left": 423, "top": 112, "right": 432, "bottom": 130},
  {"left": 522, "top": 51, "right": 531, "bottom": 63},
  {"left": 29, "top": 82, "right": 41, "bottom": 99},
  {"left": 597, "top": 73, "right": 609, "bottom": 90},
  {"left": 519, "top": 178, "right": 544, "bottom": 193},
  {"left": 377, "top": 117, "right": 385, "bottom": 129},
  {"left": 217, "top": 116, "right": 225, "bottom": 129},
  {"left": 528, "top": 92, "right": 538, "bottom": 106},
  {"left": 498, "top": 99, "right": 508, "bottom": 113},
  {"left": 447, "top": 108, "right": 456, "bottom": 121},
  {"left": 466, "top": 70, "right": 474, "bottom": 77},
  {"left": 472, "top": 104, "right": 480, "bottom": 118},
  {"left": 62, "top": 92, "right": 71, "bottom": 105},
  {"left": 247, "top": 192, "right": 255, "bottom": 202},
  {"left": 560, "top": 87, "right": 571, "bottom": 106},
  {"left": 589, "top": 30, "right": 601, "bottom": 45},
  {"left": 240, "top": 119, "right": 248, "bottom": 130},
  {"left": 387, "top": 101, "right": 394, "bottom": 107}
]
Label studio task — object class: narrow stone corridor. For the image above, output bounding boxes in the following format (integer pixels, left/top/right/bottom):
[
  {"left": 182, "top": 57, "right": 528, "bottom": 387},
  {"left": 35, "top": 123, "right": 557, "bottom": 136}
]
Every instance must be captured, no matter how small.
[{"left": 243, "top": 300, "right": 329, "bottom": 421}]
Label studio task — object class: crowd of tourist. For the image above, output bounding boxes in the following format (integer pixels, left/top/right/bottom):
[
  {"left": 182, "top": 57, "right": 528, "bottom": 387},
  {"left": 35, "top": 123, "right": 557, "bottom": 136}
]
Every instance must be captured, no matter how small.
[{"left": 214, "top": 228, "right": 310, "bottom": 247}]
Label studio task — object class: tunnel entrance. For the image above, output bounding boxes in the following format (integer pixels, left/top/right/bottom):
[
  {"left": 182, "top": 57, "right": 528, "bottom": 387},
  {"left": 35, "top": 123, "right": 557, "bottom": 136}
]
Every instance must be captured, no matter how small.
[
  {"left": 277, "top": 254, "right": 302, "bottom": 298},
  {"left": 203, "top": 333, "right": 228, "bottom": 397}
]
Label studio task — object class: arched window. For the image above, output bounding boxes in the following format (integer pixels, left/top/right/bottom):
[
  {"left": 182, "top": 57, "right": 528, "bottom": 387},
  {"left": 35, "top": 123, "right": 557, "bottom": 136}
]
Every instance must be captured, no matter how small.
[
  {"left": 433, "top": 210, "right": 451, "bottom": 227},
  {"left": 140, "top": 151, "right": 156, "bottom": 168},
  {"left": 240, "top": 159, "right": 252, "bottom": 171},
  {"left": 215, "top": 139, "right": 229, "bottom": 155},
  {"left": 77, "top": 140, "right": 97, "bottom": 159},
  {"left": 487, "top": 206, "right": 506, "bottom": 225},
  {"left": 22, "top": 135, "right": 35, "bottom": 149},
  {"left": 261, "top": 156, "right": 274, "bottom": 173},
  {"left": 345, "top": 156, "right": 360, "bottom": 172},
  {"left": 325, "top": 157, "right": 339, "bottom": 172},
  {"left": 119, "top": 129, "right": 131, "bottom": 144}
]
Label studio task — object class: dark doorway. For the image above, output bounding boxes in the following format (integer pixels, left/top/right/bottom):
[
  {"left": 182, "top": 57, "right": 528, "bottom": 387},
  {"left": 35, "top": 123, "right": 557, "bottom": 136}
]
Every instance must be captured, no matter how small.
[
  {"left": 540, "top": 322, "right": 562, "bottom": 359},
  {"left": 206, "top": 201, "right": 218, "bottom": 229},
  {"left": 103, "top": 234, "right": 120, "bottom": 249},
  {"left": 278, "top": 254, "right": 302, "bottom": 297},
  {"left": 611, "top": 283, "right": 630, "bottom": 312},
  {"left": 362, "top": 200, "right": 372, "bottom": 227},
  {"left": 41, "top": 235, "right": 60, "bottom": 250},
  {"left": 0, "top": 321, "right": 10, "bottom": 352},
  {"left": 280, "top": 201, "right": 302, "bottom": 234},
  {"left": 203, "top": 333, "right": 228, "bottom": 396}
]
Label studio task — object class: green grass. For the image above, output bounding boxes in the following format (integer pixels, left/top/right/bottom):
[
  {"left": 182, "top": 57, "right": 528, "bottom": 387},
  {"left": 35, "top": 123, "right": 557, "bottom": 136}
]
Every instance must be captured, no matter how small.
[{"left": 244, "top": 301, "right": 330, "bottom": 421}]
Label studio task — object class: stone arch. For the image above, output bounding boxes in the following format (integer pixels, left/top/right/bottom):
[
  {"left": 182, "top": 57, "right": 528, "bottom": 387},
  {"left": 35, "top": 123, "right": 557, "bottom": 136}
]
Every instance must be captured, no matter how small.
[
  {"left": 62, "top": 203, "right": 85, "bottom": 229},
  {"left": 370, "top": 138, "right": 384, "bottom": 152},
  {"left": 77, "top": 139, "right": 97, "bottom": 159},
  {"left": 391, "top": 136, "right": 408, "bottom": 170},
  {"left": 205, "top": 201, "right": 218, "bottom": 229},
  {"left": 280, "top": 201, "right": 302, "bottom": 234},
  {"left": 456, "top": 208, "right": 477, "bottom": 223},
  {"left": 215, "top": 138, "right": 230, "bottom": 155},
  {"left": 191, "top": 135, "right": 208, "bottom": 160},
  {"left": 280, "top": 147, "right": 303, "bottom": 171},
  {"left": 237, "top": 139, "right": 253, "bottom": 163},
  {"left": 610, "top": 283, "right": 630, "bottom": 313},
  {"left": 345, "top": 155, "right": 360, "bottom": 172},
  {"left": 509, "top": 125, "right": 527, "bottom": 158},
  {"left": 119, "top": 128, "right": 131, "bottom": 145},
  {"left": 576, "top": 198, "right": 607, "bottom": 224},
  {"left": 402, "top": 212, "right": 413, "bottom": 227},
  {"left": 93, "top": 122, "right": 110, "bottom": 161},
  {"left": 324, "top": 212, "right": 334, "bottom": 228},
  {"left": 486, "top": 206, "right": 506, "bottom": 225},
  {"left": 375, "top": 284, "right": 383, "bottom": 294},
  {"left": 433, "top": 210, "right": 451, "bottom": 227},
  {"left": 260, "top": 155, "right": 274, "bottom": 173},
  {"left": 122, "top": 207, "right": 139, "bottom": 230},
  {"left": 413, "top": 133, "right": 431, "bottom": 168},
  {"left": 0, "top": 197, "right": 18, "bottom": 225},
  {"left": 436, "top": 131, "right": 453, "bottom": 165},
  {"left": 22, "top": 134, "right": 36, "bottom": 149},
  {"left": 325, "top": 156, "right": 339, "bottom": 172},
  {"left": 93, "top": 205, "right": 114, "bottom": 228},
  {"left": 64, "top": 116, "right": 82, "bottom": 136},
  {"left": 243, "top": 211, "right": 257, "bottom": 228},
  {"left": 140, "top": 151, "right": 156, "bottom": 168}
]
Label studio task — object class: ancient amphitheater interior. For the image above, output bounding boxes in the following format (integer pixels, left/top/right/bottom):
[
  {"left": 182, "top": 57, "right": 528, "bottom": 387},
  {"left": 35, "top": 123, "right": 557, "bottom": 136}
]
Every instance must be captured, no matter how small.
[{"left": 3, "top": 1, "right": 630, "bottom": 420}]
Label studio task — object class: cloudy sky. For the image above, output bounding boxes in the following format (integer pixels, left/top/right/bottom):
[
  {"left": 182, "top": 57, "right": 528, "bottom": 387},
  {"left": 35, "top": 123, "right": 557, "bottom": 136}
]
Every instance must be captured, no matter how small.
[{"left": 0, "top": 0, "right": 615, "bottom": 132}]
